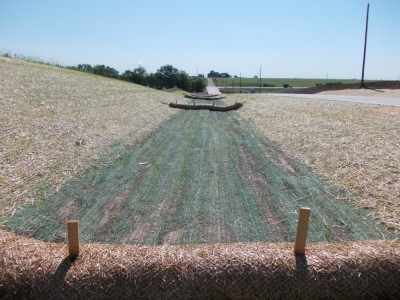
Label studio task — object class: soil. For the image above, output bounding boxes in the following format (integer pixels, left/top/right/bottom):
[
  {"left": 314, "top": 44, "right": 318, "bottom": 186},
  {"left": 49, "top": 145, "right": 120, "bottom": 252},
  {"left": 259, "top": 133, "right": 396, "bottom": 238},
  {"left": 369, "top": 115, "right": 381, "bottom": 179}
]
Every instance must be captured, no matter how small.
[
  {"left": 318, "top": 89, "right": 400, "bottom": 98},
  {"left": 236, "top": 144, "right": 286, "bottom": 240}
]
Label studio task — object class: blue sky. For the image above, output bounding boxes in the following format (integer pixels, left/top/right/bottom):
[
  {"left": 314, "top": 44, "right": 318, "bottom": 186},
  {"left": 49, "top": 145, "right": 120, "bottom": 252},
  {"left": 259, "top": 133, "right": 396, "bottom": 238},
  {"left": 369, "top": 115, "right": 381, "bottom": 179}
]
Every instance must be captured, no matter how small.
[{"left": 1, "top": 0, "right": 399, "bottom": 79}]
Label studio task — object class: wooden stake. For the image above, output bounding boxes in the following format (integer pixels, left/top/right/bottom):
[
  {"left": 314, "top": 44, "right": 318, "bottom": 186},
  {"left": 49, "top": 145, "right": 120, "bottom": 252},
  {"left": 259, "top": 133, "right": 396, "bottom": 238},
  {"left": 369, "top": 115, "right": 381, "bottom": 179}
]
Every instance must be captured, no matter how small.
[
  {"left": 67, "top": 220, "right": 79, "bottom": 259},
  {"left": 294, "top": 207, "right": 311, "bottom": 255}
]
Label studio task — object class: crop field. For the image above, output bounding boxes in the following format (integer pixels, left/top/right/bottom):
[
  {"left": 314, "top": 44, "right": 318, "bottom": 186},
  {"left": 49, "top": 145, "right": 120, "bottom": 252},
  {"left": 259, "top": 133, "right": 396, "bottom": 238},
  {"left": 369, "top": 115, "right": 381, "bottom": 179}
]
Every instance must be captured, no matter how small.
[
  {"left": 1, "top": 57, "right": 397, "bottom": 247},
  {"left": 213, "top": 77, "right": 366, "bottom": 88}
]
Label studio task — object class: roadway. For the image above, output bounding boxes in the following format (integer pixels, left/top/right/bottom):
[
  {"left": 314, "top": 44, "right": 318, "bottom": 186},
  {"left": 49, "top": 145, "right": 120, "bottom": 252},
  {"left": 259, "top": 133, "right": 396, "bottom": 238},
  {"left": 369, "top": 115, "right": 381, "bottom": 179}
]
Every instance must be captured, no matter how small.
[{"left": 206, "top": 78, "right": 221, "bottom": 95}]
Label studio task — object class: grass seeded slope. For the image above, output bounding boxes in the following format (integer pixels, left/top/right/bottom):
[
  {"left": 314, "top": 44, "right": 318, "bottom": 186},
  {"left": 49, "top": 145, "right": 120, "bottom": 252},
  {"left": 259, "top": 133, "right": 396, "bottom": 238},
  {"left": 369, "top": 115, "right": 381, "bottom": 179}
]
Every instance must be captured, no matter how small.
[
  {"left": 5, "top": 96, "right": 392, "bottom": 244},
  {"left": 0, "top": 56, "right": 177, "bottom": 221}
]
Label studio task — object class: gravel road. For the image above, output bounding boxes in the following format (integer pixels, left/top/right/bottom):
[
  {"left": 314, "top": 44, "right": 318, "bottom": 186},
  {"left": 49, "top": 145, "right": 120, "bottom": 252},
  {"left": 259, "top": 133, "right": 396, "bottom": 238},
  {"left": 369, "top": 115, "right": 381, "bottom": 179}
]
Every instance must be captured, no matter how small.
[{"left": 206, "top": 78, "right": 221, "bottom": 95}]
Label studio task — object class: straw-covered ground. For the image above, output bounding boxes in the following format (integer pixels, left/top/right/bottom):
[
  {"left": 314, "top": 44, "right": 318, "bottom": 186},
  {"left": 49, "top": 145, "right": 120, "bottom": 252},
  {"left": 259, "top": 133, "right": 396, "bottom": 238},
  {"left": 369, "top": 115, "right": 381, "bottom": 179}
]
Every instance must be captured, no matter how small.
[
  {"left": 0, "top": 56, "right": 178, "bottom": 221},
  {"left": 238, "top": 94, "right": 400, "bottom": 233},
  {"left": 6, "top": 105, "right": 389, "bottom": 244}
]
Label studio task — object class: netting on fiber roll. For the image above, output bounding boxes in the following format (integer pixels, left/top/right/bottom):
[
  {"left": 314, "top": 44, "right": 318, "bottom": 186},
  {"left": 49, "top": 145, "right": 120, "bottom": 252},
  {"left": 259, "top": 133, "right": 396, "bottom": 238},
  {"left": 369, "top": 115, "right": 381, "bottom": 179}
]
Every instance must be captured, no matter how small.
[{"left": 1, "top": 231, "right": 399, "bottom": 299}]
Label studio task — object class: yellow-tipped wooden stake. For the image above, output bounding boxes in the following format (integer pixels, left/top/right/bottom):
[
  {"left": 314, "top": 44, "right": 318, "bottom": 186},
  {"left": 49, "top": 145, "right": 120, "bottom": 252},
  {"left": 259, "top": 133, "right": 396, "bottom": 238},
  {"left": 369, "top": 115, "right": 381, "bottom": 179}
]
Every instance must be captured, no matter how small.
[
  {"left": 67, "top": 220, "right": 80, "bottom": 259},
  {"left": 294, "top": 207, "right": 311, "bottom": 255}
]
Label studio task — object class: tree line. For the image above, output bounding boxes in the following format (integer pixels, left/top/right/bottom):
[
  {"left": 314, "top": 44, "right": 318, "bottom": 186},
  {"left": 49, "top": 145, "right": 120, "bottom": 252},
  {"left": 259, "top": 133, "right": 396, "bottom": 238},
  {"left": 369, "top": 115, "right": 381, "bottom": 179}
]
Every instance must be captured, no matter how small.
[
  {"left": 207, "top": 70, "right": 232, "bottom": 78},
  {"left": 69, "top": 64, "right": 206, "bottom": 93}
]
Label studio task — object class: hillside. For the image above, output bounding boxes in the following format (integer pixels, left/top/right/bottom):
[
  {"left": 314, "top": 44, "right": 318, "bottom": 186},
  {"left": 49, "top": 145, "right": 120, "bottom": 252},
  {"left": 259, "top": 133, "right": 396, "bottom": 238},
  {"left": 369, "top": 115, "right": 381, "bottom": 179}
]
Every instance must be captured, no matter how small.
[{"left": 0, "top": 56, "right": 178, "bottom": 221}]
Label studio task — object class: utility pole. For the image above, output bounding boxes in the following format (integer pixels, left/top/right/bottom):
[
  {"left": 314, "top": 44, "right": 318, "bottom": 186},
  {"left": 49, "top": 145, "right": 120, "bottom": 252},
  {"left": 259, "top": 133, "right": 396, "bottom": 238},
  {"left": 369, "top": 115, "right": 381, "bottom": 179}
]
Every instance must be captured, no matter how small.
[
  {"left": 259, "top": 65, "right": 262, "bottom": 93},
  {"left": 360, "top": 3, "right": 370, "bottom": 89},
  {"left": 240, "top": 72, "right": 242, "bottom": 93}
]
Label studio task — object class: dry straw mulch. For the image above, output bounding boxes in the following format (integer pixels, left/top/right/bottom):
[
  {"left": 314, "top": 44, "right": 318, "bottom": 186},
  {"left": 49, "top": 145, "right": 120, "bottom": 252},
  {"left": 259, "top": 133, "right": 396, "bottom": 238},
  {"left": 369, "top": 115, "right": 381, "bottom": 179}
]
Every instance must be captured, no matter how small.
[
  {"left": 0, "top": 57, "right": 179, "bottom": 222},
  {"left": 1, "top": 230, "right": 399, "bottom": 299},
  {"left": 238, "top": 94, "right": 400, "bottom": 233}
]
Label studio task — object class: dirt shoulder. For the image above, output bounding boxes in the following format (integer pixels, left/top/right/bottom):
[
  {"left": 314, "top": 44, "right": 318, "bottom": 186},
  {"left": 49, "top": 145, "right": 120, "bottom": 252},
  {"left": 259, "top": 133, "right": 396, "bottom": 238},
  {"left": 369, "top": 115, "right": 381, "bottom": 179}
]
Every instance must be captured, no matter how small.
[
  {"left": 318, "top": 89, "right": 400, "bottom": 98},
  {"left": 285, "top": 81, "right": 400, "bottom": 94}
]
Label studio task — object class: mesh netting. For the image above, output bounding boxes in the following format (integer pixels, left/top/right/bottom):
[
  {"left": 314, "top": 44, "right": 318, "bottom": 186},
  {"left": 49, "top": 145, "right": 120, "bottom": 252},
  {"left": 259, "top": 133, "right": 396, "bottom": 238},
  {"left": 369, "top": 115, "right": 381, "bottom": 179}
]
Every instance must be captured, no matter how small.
[{"left": 1, "top": 231, "right": 399, "bottom": 299}]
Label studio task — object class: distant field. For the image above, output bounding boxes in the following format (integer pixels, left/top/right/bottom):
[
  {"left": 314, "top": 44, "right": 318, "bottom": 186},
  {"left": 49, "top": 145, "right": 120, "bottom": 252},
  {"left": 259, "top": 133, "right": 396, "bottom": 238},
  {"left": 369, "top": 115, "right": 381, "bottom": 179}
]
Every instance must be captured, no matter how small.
[{"left": 213, "top": 77, "right": 368, "bottom": 88}]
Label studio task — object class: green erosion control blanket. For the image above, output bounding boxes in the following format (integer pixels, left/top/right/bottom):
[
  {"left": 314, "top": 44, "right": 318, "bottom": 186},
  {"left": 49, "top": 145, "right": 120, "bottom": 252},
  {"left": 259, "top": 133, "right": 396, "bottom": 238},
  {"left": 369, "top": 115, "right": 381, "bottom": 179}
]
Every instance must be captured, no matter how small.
[{"left": 4, "top": 109, "right": 392, "bottom": 245}]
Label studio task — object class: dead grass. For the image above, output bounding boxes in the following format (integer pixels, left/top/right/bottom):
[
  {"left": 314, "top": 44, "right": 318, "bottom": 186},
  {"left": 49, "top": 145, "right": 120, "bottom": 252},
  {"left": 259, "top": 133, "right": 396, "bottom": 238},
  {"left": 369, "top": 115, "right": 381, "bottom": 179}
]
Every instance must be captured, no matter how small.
[
  {"left": 0, "top": 57, "right": 179, "bottom": 221},
  {"left": 238, "top": 94, "right": 400, "bottom": 233}
]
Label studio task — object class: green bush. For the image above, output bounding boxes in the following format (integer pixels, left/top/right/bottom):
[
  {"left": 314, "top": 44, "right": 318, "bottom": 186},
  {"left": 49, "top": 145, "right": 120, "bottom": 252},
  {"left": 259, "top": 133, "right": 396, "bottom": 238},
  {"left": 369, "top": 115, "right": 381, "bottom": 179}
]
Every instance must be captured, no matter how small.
[{"left": 189, "top": 78, "right": 206, "bottom": 93}]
